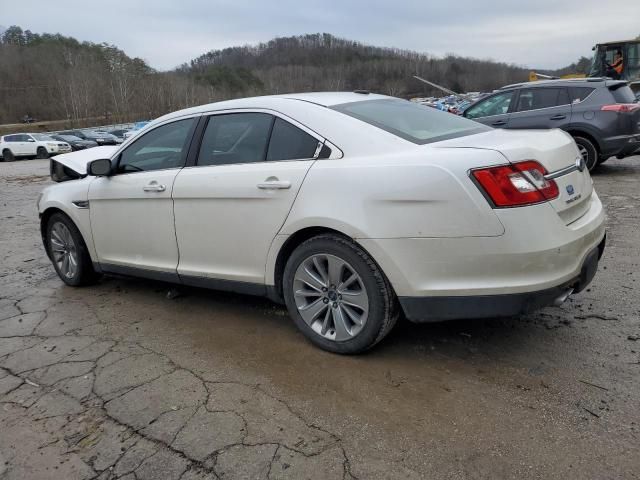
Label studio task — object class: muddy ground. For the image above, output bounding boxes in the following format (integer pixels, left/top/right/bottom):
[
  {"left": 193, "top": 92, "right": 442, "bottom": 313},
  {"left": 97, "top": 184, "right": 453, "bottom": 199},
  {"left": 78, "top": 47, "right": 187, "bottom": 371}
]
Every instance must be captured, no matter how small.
[{"left": 0, "top": 157, "right": 639, "bottom": 480}]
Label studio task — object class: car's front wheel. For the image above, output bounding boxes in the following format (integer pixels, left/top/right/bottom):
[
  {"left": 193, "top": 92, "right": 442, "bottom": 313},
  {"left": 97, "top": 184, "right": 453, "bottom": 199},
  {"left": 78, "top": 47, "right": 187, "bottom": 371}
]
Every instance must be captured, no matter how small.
[
  {"left": 45, "top": 212, "right": 100, "bottom": 286},
  {"left": 283, "top": 234, "right": 398, "bottom": 354},
  {"left": 573, "top": 136, "right": 598, "bottom": 171}
]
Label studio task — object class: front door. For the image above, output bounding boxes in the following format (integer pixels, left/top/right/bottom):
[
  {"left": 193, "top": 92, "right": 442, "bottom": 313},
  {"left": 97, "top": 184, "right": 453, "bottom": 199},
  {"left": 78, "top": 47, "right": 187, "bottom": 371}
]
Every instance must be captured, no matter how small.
[
  {"left": 464, "top": 90, "right": 516, "bottom": 128},
  {"left": 173, "top": 112, "right": 323, "bottom": 288},
  {"left": 88, "top": 117, "right": 197, "bottom": 279}
]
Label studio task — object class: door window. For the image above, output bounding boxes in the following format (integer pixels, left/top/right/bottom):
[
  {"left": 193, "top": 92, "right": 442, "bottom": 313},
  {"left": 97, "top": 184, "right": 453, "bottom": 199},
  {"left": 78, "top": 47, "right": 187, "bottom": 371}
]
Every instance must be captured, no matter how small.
[
  {"left": 515, "top": 88, "right": 569, "bottom": 112},
  {"left": 197, "top": 113, "right": 273, "bottom": 166},
  {"left": 117, "top": 118, "right": 195, "bottom": 173},
  {"left": 267, "top": 118, "right": 319, "bottom": 161},
  {"left": 465, "top": 91, "right": 515, "bottom": 119},
  {"left": 3, "top": 135, "right": 18, "bottom": 142},
  {"left": 569, "top": 87, "right": 595, "bottom": 104}
]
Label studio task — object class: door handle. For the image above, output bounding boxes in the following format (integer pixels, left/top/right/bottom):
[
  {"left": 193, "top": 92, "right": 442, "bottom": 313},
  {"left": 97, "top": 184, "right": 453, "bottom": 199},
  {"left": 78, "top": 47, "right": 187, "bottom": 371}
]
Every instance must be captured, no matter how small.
[
  {"left": 143, "top": 182, "right": 166, "bottom": 192},
  {"left": 491, "top": 120, "right": 507, "bottom": 126},
  {"left": 257, "top": 179, "right": 291, "bottom": 190},
  {"left": 550, "top": 114, "right": 566, "bottom": 120}
]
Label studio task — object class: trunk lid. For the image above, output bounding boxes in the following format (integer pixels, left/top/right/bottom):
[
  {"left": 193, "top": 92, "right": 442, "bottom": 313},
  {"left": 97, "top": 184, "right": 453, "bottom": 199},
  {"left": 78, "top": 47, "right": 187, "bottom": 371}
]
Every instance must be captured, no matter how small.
[{"left": 436, "top": 128, "right": 593, "bottom": 225}]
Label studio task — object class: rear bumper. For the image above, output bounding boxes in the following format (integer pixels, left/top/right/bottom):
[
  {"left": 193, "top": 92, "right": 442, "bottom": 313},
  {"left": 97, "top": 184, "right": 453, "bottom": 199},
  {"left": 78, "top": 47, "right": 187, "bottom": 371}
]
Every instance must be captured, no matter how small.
[
  {"left": 602, "top": 133, "right": 640, "bottom": 157},
  {"left": 400, "top": 235, "right": 605, "bottom": 322}
]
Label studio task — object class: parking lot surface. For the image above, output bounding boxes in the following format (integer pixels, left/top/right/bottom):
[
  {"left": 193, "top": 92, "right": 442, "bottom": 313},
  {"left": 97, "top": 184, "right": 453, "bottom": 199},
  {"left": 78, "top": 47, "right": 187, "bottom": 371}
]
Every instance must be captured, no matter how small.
[{"left": 1, "top": 157, "right": 639, "bottom": 479}]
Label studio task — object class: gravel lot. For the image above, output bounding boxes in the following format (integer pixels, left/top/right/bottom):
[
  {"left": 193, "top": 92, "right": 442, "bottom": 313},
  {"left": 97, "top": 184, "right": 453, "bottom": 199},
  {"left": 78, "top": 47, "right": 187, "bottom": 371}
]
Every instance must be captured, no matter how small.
[{"left": 1, "top": 157, "right": 639, "bottom": 479}]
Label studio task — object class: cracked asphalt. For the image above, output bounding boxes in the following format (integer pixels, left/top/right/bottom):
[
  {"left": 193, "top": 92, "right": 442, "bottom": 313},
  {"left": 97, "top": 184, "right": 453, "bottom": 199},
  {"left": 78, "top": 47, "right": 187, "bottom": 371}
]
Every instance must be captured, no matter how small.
[{"left": 1, "top": 157, "right": 639, "bottom": 480}]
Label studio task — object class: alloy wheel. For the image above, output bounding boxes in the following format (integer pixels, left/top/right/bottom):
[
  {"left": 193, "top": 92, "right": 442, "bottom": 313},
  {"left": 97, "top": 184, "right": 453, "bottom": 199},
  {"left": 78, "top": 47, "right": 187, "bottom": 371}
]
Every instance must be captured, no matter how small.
[
  {"left": 50, "top": 222, "right": 78, "bottom": 279},
  {"left": 577, "top": 144, "right": 589, "bottom": 164},
  {"left": 293, "top": 254, "right": 369, "bottom": 342}
]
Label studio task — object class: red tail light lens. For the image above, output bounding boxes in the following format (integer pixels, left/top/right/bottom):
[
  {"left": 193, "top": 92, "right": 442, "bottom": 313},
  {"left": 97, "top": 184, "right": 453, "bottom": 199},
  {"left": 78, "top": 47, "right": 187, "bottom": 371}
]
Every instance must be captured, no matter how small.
[
  {"left": 471, "top": 160, "right": 559, "bottom": 208},
  {"left": 601, "top": 104, "right": 640, "bottom": 113}
]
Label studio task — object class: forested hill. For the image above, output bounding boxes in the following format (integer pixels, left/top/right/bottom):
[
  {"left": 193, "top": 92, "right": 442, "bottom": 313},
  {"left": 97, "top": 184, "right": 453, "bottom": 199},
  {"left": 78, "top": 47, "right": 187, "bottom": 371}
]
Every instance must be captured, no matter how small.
[
  {"left": 182, "top": 33, "right": 529, "bottom": 97},
  {"left": 0, "top": 28, "right": 531, "bottom": 125}
]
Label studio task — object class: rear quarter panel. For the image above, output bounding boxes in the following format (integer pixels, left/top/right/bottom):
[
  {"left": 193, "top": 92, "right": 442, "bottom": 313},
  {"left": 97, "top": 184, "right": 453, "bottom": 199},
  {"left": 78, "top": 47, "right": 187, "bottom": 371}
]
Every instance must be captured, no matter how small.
[{"left": 280, "top": 148, "right": 506, "bottom": 240}]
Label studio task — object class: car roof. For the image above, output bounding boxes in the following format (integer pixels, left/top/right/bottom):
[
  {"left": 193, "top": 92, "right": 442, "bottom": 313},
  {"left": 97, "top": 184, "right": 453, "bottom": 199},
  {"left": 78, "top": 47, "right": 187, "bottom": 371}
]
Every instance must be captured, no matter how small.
[
  {"left": 499, "top": 78, "right": 626, "bottom": 90},
  {"left": 153, "top": 91, "right": 392, "bottom": 124}
]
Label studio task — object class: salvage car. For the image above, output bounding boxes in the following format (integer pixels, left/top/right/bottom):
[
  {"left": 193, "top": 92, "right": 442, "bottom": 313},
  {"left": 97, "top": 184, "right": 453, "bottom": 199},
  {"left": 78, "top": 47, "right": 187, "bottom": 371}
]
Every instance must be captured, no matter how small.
[
  {"left": 463, "top": 78, "right": 640, "bottom": 170},
  {"left": 0, "top": 133, "right": 71, "bottom": 161},
  {"left": 38, "top": 92, "right": 606, "bottom": 353},
  {"left": 50, "top": 134, "right": 98, "bottom": 151}
]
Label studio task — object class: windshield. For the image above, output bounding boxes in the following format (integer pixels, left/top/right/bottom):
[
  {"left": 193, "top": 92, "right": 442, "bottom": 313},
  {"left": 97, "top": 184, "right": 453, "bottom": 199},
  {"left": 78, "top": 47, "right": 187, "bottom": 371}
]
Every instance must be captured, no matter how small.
[
  {"left": 32, "top": 134, "right": 54, "bottom": 141},
  {"left": 331, "top": 99, "right": 490, "bottom": 144},
  {"left": 60, "top": 135, "right": 82, "bottom": 141}
]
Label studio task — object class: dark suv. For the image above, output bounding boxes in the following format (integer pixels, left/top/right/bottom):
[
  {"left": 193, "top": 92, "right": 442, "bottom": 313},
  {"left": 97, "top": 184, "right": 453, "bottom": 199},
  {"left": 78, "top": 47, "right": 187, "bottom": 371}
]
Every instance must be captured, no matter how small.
[{"left": 463, "top": 78, "right": 640, "bottom": 170}]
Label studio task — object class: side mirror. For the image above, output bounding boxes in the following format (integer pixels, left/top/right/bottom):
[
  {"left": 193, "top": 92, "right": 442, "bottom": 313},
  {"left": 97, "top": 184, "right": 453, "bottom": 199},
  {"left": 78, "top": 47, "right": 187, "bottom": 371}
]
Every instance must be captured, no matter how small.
[{"left": 87, "top": 158, "right": 112, "bottom": 176}]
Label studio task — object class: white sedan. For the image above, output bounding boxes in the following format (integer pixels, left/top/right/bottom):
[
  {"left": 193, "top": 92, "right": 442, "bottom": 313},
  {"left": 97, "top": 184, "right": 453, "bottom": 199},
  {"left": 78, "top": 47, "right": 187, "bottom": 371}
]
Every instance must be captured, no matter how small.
[
  {"left": 1, "top": 133, "right": 71, "bottom": 161},
  {"left": 38, "top": 92, "right": 606, "bottom": 353}
]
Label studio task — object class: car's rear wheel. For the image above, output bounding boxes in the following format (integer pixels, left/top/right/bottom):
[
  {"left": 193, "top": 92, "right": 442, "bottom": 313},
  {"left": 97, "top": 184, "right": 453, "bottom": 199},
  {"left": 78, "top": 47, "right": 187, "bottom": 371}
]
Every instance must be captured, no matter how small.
[
  {"left": 573, "top": 136, "right": 598, "bottom": 171},
  {"left": 283, "top": 234, "right": 398, "bottom": 354},
  {"left": 36, "top": 147, "right": 49, "bottom": 159},
  {"left": 2, "top": 149, "right": 14, "bottom": 162},
  {"left": 45, "top": 213, "right": 100, "bottom": 286}
]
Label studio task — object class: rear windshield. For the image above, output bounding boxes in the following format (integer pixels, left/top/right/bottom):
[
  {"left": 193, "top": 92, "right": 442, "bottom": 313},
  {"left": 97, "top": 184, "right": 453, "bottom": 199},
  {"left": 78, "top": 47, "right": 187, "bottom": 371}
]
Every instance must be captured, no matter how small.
[
  {"left": 331, "top": 99, "right": 490, "bottom": 144},
  {"left": 610, "top": 85, "right": 637, "bottom": 103}
]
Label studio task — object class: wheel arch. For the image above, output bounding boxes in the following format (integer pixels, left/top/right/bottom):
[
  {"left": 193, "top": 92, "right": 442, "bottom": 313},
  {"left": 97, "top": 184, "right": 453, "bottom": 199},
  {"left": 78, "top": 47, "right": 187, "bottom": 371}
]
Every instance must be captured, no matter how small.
[
  {"left": 566, "top": 128, "right": 601, "bottom": 154},
  {"left": 269, "top": 226, "right": 396, "bottom": 303},
  {"left": 40, "top": 206, "right": 96, "bottom": 263}
]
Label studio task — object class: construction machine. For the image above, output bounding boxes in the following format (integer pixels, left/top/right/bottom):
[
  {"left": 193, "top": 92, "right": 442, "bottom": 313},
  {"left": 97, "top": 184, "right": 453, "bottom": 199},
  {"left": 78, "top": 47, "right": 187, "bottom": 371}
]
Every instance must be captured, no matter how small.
[{"left": 530, "top": 39, "right": 640, "bottom": 94}]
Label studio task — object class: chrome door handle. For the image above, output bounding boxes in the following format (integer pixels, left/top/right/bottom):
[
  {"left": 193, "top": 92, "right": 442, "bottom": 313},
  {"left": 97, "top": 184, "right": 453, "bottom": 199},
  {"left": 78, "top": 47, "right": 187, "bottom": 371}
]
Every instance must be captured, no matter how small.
[
  {"left": 143, "top": 182, "right": 166, "bottom": 192},
  {"left": 257, "top": 180, "right": 291, "bottom": 190}
]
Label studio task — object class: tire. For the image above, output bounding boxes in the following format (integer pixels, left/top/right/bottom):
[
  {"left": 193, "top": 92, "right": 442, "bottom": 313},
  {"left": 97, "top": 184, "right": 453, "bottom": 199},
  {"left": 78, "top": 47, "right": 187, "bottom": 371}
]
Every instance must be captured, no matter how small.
[
  {"left": 573, "top": 136, "right": 598, "bottom": 171},
  {"left": 36, "top": 147, "right": 49, "bottom": 159},
  {"left": 2, "top": 149, "right": 14, "bottom": 162},
  {"left": 282, "top": 234, "right": 399, "bottom": 354},
  {"left": 45, "top": 212, "right": 100, "bottom": 286}
]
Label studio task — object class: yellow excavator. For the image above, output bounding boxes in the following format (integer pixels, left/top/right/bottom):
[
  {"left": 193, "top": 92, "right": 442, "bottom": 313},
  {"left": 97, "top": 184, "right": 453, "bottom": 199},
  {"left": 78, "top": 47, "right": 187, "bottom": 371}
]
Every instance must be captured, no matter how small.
[{"left": 530, "top": 39, "right": 640, "bottom": 94}]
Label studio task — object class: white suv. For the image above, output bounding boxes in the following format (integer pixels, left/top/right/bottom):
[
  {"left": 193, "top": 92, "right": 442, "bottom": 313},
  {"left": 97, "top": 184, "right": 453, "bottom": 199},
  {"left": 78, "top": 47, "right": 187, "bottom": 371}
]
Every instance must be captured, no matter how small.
[
  {"left": 37, "top": 92, "right": 606, "bottom": 354},
  {"left": 1, "top": 133, "right": 71, "bottom": 161}
]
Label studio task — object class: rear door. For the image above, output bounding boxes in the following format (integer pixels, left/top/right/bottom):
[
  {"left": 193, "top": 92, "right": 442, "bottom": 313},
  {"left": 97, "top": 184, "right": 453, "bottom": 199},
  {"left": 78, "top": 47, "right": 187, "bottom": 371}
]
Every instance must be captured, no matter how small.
[
  {"left": 173, "top": 112, "right": 324, "bottom": 287},
  {"left": 463, "top": 90, "right": 516, "bottom": 128},
  {"left": 506, "top": 87, "right": 572, "bottom": 130}
]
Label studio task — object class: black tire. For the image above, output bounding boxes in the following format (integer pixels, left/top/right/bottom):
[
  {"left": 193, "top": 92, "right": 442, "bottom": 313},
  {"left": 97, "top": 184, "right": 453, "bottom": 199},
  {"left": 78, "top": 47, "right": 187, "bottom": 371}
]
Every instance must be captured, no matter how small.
[
  {"left": 282, "top": 234, "right": 399, "bottom": 354},
  {"left": 573, "top": 136, "right": 598, "bottom": 171},
  {"left": 2, "top": 149, "right": 14, "bottom": 162},
  {"left": 45, "top": 212, "right": 100, "bottom": 286},
  {"left": 36, "top": 147, "right": 49, "bottom": 159}
]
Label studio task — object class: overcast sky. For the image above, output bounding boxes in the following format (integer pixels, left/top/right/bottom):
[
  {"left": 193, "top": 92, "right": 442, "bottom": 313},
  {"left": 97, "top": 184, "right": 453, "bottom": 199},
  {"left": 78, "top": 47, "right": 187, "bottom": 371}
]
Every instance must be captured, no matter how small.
[{"left": 3, "top": 0, "right": 639, "bottom": 70}]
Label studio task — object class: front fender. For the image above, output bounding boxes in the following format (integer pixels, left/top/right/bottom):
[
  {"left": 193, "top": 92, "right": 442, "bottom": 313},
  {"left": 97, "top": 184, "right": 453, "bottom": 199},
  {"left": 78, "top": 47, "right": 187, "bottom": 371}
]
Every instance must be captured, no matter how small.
[{"left": 39, "top": 179, "right": 97, "bottom": 262}]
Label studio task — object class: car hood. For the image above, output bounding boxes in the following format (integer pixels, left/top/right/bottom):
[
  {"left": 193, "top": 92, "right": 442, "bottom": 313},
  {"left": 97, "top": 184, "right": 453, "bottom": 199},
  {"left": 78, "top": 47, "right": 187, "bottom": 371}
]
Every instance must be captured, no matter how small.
[{"left": 51, "top": 146, "right": 118, "bottom": 175}]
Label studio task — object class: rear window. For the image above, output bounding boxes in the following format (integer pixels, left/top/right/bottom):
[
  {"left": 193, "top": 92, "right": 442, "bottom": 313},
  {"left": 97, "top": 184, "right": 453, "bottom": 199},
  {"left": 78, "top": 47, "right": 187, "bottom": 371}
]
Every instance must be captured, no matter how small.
[
  {"left": 331, "top": 99, "right": 490, "bottom": 145},
  {"left": 610, "top": 85, "right": 637, "bottom": 103}
]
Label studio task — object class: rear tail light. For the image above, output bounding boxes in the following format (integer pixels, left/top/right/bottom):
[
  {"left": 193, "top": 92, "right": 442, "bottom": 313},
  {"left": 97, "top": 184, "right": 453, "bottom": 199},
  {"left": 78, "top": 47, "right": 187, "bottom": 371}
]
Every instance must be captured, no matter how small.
[
  {"left": 601, "top": 104, "right": 640, "bottom": 113},
  {"left": 471, "top": 160, "right": 559, "bottom": 208}
]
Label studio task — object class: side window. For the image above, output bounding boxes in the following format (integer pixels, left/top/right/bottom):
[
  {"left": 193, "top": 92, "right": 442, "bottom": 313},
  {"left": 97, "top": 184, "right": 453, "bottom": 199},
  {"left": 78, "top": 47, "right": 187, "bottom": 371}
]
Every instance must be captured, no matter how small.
[
  {"left": 515, "top": 88, "right": 568, "bottom": 112},
  {"left": 23, "top": 134, "right": 35, "bottom": 142},
  {"left": 267, "top": 118, "right": 319, "bottom": 161},
  {"left": 465, "top": 91, "right": 515, "bottom": 119},
  {"left": 569, "top": 87, "right": 595, "bottom": 103},
  {"left": 4, "top": 135, "right": 17, "bottom": 142},
  {"left": 117, "top": 118, "right": 195, "bottom": 173},
  {"left": 197, "top": 113, "right": 273, "bottom": 166}
]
